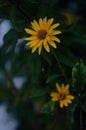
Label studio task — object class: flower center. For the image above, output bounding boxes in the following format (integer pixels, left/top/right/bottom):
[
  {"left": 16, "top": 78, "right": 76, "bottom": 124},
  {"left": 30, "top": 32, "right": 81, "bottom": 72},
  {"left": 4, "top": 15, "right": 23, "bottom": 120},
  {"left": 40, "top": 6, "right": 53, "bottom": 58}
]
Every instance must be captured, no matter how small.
[
  {"left": 59, "top": 93, "right": 66, "bottom": 100},
  {"left": 37, "top": 30, "right": 47, "bottom": 40}
]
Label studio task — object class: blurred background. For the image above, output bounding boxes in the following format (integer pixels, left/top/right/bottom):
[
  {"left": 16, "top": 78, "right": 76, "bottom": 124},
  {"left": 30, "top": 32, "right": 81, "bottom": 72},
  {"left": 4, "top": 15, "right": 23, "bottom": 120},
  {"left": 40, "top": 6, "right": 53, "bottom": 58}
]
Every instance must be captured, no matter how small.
[{"left": 0, "top": 0, "right": 86, "bottom": 130}]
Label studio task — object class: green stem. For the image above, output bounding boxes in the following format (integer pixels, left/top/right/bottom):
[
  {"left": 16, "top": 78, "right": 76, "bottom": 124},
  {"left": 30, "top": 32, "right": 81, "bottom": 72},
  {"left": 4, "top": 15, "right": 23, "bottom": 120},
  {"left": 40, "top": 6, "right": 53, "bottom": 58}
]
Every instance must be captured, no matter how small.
[
  {"left": 51, "top": 49, "right": 67, "bottom": 80},
  {"left": 47, "top": 111, "right": 57, "bottom": 130},
  {"left": 79, "top": 94, "right": 83, "bottom": 130}
]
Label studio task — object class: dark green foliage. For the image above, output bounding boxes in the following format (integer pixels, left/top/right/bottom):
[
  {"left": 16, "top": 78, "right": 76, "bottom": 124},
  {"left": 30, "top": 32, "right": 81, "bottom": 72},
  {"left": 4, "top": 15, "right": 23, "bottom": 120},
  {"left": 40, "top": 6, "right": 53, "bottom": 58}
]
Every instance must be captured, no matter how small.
[
  {"left": 72, "top": 61, "right": 86, "bottom": 91},
  {"left": 0, "top": 0, "right": 86, "bottom": 130}
]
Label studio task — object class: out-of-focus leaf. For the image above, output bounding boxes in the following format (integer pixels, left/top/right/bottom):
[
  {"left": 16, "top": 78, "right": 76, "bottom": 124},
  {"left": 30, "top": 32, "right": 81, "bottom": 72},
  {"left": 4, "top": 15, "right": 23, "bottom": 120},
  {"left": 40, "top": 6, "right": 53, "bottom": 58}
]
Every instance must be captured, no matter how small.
[
  {"left": 72, "top": 61, "right": 86, "bottom": 91},
  {"left": 42, "top": 51, "right": 52, "bottom": 66},
  {"left": 41, "top": 101, "right": 54, "bottom": 114},
  {"left": 37, "top": 0, "right": 59, "bottom": 17},
  {"left": 0, "top": 1, "right": 11, "bottom": 18},
  {"left": 68, "top": 98, "right": 79, "bottom": 124},
  {"left": 57, "top": 48, "right": 77, "bottom": 67},
  {"left": 27, "top": 54, "right": 41, "bottom": 83},
  {"left": 17, "top": 0, "right": 40, "bottom": 19},
  {"left": 46, "top": 74, "right": 62, "bottom": 83},
  {"left": 30, "top": 88, "right": 49, "bottom": 98},
  {"left": 2, "top": 29, "right": 19, "bottom": 54},
  {"left": 0, "top": 86, "right": 14, "bottom": 101}
]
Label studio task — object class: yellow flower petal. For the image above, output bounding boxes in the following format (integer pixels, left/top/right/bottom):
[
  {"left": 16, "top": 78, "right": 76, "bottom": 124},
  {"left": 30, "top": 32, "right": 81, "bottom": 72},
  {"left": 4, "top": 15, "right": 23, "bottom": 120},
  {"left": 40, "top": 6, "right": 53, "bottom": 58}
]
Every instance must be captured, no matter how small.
[
  {"left": 64, "top": 102, "right": 68, "bottom": 107},
  {"left": 38, "top": 44, "right": 42, "bottom": 55},
  {"left": 43, "top": 17, "right": 47, "bottom": 27},
  {"left": 65, "top": 99, "right": 72, "bottom": 103},
  {"left": 67, "top": 95, "right": 75, "bottom": 100},
  {"left": 31, "top": 20, "right": 40, "bottom": 31},
  {"left": 47, "top": 28, "right": 53, "bottom": 35},
  {"left": 31, "top": 40, "right": 42, "bottom": 53},
  {"left": 47, "top": 18, "right": 54, "bottom": 28},
  {"left": 50, "top": 92, "right": 58, "bottom": 97},
  {"left": 51, "top": 83, "right": 75, "bottom": 108},
  {"left": 61, "top": 84, "right": 69, "bottom": 94},
  {"left": 43, "top": 39, "right": 50, "bottom": 52},
  {"left": 52, "top": 30, "right": 62, "bottom": 35},
  {"left": 29, "top": 40, "right": 39, "bottom": 47},
  {"left": 65, "top": 84, "right": 69, "bottom": 90},
  {"left": 37, "top": 40, "right": 42, "bottom": 54},
  {"left": 61, "top": 85, "right": 65, "bottom": 92},
  {"left": 24, "top": 28, "right": 37, "bottom": 35},
  {"left": 24, "top": 36, "right": 37, "bottom": 41},
  {"left": 50, "top": 92, "right": 59, "bottom": 101},
  {"left": 26, "top": 41, "right": 34, "bottom": 46},
  {"left": 64, "top": 84, "right": 69, "bottom": 94},
  {"left": 31, "top": 45, "right": 39, "bottom": 53},
  {"left": 39, "top": 18, "right": 43, "bottom": 28},
  {"left": 51, "top": 23, "right": 60, "bottom": 29},
  {"left": 48, "top": 41, "right": 57, "bottom": 48},
  {"left": 56, "top": 83, "right": 61, "bottom": 93},
  {"left": 24, "top": 17, "right": 62, "bottom": 54},
  {"left": 60, "top": 101, "right": 64, "bottom": 108},
  {"left": 52, "top": 36, "right": 61, "bottom": 43}
]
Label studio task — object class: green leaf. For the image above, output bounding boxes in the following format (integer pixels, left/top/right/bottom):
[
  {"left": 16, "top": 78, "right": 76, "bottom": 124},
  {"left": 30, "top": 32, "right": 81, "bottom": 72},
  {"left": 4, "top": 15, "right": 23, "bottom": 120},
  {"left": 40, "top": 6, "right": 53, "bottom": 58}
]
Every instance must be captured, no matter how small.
[
  {"left": 37, "top": 0, "right": 59, "bottom": 17},
  {"left": 46, "top": 74, "right": 62, "bottom": 83},
  {"left": 68, "top": 98, "right": 79, "bottom": 124},
  {"left": 72, "top": 61, "right": 86, "bottom": 91},
  {"left": 27, "top": 54, "right": 41, "bottom": 83},
  {"left": 42, "top": 51, "right": 52, "bottom": 66},
  {"left": 41, "top": 101, "right": 54, "bottom": 114},
  {"left": 2, "top": 29, "right": 19, "bottom": 54},
  {"left": 0, "top": 86, "right": 14, "bottom": 101},
  {"left": 57, "top": 47, "right": 78, "bottom": 67},
  {"left": 30, "top": 88, "right": 49, "bottom": 98}
]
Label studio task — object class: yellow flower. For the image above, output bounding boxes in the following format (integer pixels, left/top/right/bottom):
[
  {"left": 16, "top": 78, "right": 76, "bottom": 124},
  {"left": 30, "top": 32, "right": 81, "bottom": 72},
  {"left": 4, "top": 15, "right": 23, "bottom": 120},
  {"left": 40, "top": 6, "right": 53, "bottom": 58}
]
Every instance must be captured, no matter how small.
[
  {"left": 63, "top": 11, "right": 80, "bottom": 25},
  {"left": 63, "top": 12, "right": 74, "bottom": 25},
  {"left": 50, "top": 83, "right": 74, "bottom": 108},
  {"left": 24, "top": 17, "right": 62, "bottom": 55}
]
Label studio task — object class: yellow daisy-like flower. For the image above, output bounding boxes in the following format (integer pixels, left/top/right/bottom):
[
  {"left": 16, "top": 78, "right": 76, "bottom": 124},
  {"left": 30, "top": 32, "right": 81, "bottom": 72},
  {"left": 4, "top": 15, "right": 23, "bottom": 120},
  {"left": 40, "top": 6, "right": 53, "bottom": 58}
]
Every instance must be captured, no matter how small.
[
  {"left": 50, "top": 83, "right": 74, "bottom": 108},
  {"left": 24, "top": 17, "right": 62, "bottom": 55}
]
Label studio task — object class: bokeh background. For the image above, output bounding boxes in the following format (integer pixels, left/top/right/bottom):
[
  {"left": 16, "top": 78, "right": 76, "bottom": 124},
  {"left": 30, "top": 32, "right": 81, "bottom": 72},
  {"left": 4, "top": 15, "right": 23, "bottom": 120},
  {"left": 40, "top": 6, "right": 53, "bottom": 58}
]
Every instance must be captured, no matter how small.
[{"left": 0, "top": 0, "right": 86, "bottom": 130}]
